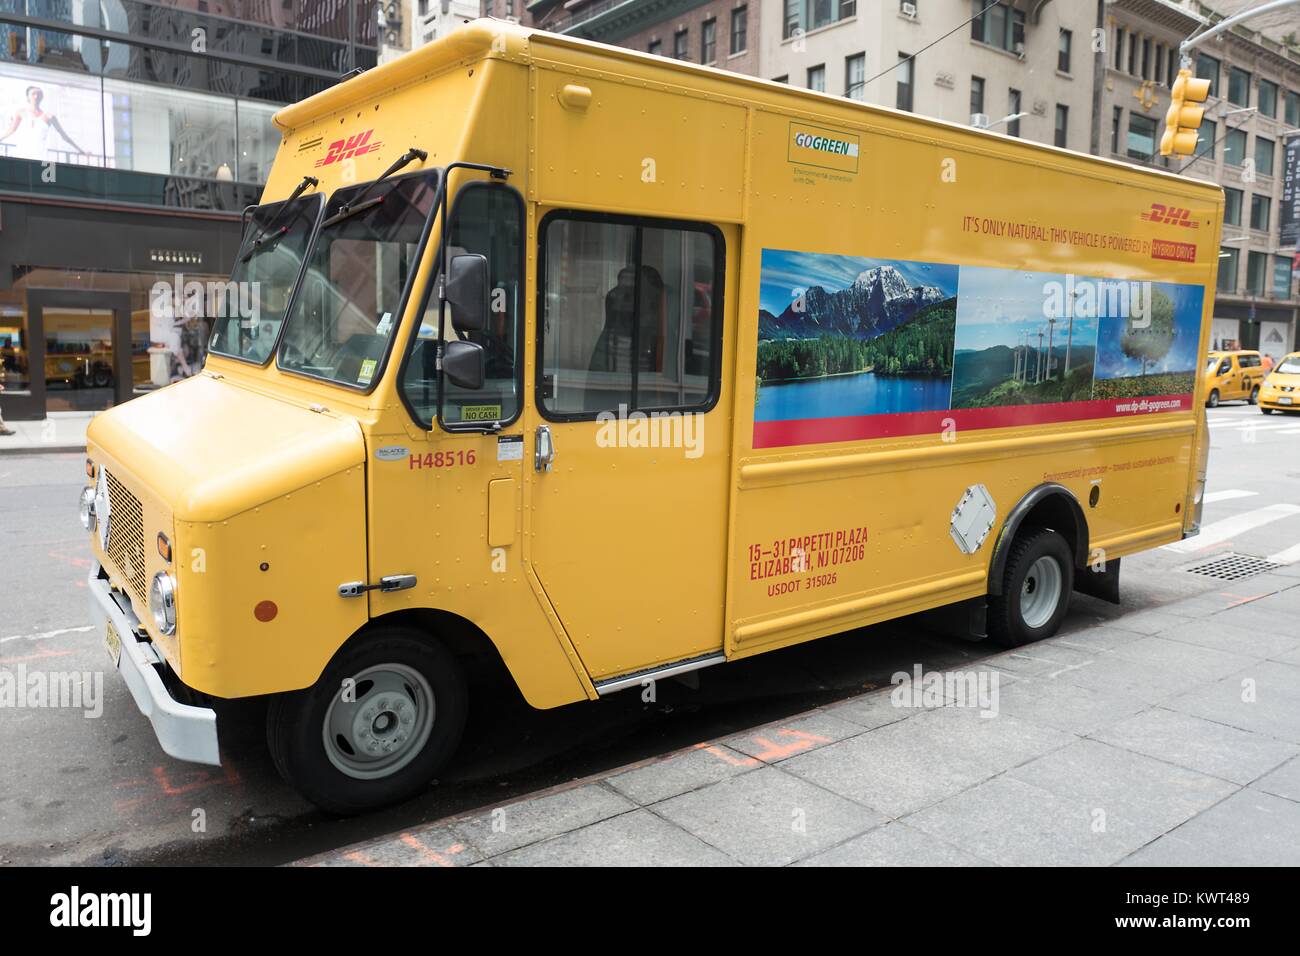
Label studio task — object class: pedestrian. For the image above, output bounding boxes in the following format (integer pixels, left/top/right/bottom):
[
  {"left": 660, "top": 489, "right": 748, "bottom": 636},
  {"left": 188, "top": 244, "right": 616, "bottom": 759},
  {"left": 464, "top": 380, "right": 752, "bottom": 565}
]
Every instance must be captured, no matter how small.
[
  {"left": 0, "top": 366, "right": 15, "bottom": 436},
  {"left": 1262, "top": 352, "right": 1274, "bottom": 374}
]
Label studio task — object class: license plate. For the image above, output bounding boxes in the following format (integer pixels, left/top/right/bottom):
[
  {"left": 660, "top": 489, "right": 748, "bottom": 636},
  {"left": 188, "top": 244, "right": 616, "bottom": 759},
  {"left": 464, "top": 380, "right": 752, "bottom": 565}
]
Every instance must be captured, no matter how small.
[
  {"left": 104, "top": 620, "right": 122, "bottom": 667},
  {"left": 1280, "top": 397, "right": 1293, "bottom": 405}
]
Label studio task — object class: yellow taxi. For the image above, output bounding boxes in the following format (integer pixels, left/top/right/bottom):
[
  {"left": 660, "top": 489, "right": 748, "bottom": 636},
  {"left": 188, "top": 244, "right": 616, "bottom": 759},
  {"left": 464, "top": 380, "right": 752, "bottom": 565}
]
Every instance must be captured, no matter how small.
[
  {"left": 1260, "top": 351, "right": 1300, "bottom": 415},
  {"left": 1204, "top": 350, "right": 1266, "bottom": 407}
]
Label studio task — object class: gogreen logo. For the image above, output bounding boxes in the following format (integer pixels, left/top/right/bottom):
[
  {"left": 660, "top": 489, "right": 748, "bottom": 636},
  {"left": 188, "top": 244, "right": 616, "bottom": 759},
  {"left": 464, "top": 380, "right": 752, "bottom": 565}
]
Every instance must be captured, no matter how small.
[{"left": 788, "top": 122, "right": 860, "bottom": 174}]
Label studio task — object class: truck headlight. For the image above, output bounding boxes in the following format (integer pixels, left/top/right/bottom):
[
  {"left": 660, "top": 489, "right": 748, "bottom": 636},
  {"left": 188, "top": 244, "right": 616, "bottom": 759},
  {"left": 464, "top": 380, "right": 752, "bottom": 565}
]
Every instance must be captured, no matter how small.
[
  {"left": 78, "top": 486, "right": 97, "bottom": 532},
  {"left": 150, "top": 572, "right": 177, "bottom": 635}
]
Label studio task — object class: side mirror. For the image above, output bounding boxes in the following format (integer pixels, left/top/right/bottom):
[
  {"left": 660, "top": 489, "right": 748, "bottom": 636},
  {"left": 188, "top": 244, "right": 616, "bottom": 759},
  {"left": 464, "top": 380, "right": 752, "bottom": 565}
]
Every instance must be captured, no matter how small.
[
  {"left": 444, "top": 254, "right": 489, "bottom": 334},
  {"left": 443, "top": 339, "right": 484, "bottom": 390}
]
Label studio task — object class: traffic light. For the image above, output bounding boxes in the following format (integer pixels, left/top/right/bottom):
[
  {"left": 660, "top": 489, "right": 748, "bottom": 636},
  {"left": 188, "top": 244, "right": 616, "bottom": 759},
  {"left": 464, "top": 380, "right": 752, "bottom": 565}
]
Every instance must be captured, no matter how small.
[{"left": 1161, "top": 68, "right": 1212, "bottom": 156}]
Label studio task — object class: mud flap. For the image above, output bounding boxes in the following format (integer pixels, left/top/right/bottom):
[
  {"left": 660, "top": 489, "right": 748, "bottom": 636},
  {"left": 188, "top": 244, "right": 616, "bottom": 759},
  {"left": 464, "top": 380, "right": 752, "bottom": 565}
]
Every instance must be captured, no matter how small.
[{"left": 1074, "top": 555, "right": 1121, "bottom": 605}]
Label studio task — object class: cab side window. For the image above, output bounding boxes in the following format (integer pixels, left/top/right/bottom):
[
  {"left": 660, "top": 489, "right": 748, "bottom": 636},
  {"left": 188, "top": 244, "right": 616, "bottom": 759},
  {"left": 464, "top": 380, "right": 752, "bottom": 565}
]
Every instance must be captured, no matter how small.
[
  {"left": 538, "top": 213, "right": 722, "bottom": 418},
  {"left": 400, "top": 184, "right": 523, "bottom": 426}
]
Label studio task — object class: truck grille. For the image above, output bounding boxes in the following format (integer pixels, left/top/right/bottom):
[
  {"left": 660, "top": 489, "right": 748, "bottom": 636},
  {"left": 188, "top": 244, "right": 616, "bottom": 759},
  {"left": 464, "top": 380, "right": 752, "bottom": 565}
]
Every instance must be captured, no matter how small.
[{"left": 105, "top": 469, "right": 148, "bottom": 604}]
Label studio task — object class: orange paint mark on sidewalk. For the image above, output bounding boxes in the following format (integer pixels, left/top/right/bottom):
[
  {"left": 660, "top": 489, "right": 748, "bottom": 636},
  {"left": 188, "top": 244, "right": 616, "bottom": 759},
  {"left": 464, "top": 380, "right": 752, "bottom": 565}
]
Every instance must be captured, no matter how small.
[
  {"left": 151, "top": 761, "right": 242, "bottom": 797},
  {"left": 343, "top": 850, "right": 380, "bottom": 867},
  {"left": 747, "top": 729, "right": 832, "bottom": 762},
  {"left": 398, "top": 832, "right": 466, "bottom": 867},
  {"left": 693, "top": 743, "right": 760, "bottom": 767}
]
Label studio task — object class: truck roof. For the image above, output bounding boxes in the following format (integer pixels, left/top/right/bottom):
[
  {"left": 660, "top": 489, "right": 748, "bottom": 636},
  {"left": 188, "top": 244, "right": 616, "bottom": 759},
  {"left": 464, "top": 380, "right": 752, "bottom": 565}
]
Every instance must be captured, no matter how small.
[{"left": 275, "top": 18, "right": 1221, "bottom": 202}]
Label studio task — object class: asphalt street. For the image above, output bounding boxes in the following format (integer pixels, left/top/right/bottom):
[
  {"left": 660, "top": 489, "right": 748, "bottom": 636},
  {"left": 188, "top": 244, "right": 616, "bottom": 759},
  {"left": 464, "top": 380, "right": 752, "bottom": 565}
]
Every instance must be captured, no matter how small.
[{"left": 1, "top": 400, "right": 1297, "bottom": 865}]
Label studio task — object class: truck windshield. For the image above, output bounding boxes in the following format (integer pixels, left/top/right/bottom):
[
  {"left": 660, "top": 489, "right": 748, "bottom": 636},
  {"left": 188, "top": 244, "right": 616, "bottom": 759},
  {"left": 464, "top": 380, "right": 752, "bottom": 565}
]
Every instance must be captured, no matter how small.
[
  {"left": 209, "top": 191, "right": 323, "bottom": 364},
  {"left": 277, "top": 171, "right": 440, "bottom": 388}
]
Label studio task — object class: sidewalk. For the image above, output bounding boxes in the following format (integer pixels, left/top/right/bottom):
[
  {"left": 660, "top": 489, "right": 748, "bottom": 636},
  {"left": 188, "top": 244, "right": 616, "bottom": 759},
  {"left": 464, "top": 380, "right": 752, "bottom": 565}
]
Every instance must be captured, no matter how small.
[
  {"left": 297, "top": 564, "right": 1300, "bottom": 867},
  {"left": 0, "top": 412, "right": 93, "bottom": 454}
]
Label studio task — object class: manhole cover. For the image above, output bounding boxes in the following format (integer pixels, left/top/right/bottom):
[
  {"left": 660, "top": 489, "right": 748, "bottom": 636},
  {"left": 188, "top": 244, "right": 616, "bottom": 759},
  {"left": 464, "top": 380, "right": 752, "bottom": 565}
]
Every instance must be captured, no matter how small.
[{"left": 1182, "top": 553, "right": 1281, "bottom": 581}]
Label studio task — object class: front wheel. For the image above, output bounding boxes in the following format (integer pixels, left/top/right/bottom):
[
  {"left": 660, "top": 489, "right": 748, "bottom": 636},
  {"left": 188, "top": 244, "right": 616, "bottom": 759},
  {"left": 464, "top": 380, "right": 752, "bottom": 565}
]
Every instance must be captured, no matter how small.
[
  {"left": 267, "top": 628, "right": 468, "bottom": 815},
  {"left": 988, "top": 528, "right": 1074, "bottom": 648},
  {"left": 1262, "top": 407, "right": 1275, "bottom": 415},
  {"left": 1207, "top": 389, "right": 1220, "bottom": 408}
]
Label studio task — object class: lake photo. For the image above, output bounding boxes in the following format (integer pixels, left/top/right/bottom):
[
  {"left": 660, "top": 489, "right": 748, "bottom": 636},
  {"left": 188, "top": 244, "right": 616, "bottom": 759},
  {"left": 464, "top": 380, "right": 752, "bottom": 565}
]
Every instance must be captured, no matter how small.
[{"left": 754, "top": 248, "right": 959, "bottom": 429}]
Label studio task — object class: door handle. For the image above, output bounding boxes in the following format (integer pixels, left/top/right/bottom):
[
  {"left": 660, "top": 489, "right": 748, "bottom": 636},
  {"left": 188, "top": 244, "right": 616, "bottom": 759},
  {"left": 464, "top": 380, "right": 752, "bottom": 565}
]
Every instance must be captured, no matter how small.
[{"left": 535, "top": 425, "right": 555, "bottom": 472}]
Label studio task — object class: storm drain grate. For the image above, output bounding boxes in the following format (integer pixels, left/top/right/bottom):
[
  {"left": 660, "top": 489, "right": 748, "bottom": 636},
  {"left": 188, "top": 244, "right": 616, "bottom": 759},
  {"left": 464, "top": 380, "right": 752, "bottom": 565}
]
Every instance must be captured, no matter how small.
[{"left": 1182, "top": 553, "right": 1281, "bottom": 581}]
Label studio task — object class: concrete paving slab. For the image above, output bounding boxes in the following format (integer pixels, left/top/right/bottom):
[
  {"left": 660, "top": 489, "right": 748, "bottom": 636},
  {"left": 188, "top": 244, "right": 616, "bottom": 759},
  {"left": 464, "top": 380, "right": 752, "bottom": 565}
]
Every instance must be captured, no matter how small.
[
  {"left": 992, "top": 676, "right": 1149, "bottom": 736},
  {"left": 820, "top": 688, "right": 918, "bottom": 731},
  {"left": 653, "top": 765, "right": 885, "bottom": 866},
  {"left": 1251, "top": 755, "right": 1300, "bottom": 803},
  {"left": 295, "top": 826, "right": 483, "bottom": 867},
  {"left": 905, "top": 776, "right": 1152, "bottom": 866},
  {"left": 1092, "top": 707, "right": 1299, "bottom": 785},
  {"left": 721, "top": 710, "right": 866, "bottom": 763},
  {"left": 1007, "top": 739, "right": 1238, "bottom": 837},
  {"left": 1104, "top": 636, "right": 1257, "bottom": 683},
  {"left": 795, "top": 821, "right": 989, "bottom": 867},
  {"left": 448, "top": 783, "right": 635, "bottom": 858},
  {"left": 1156, "top": 616, "right": 1300, "bottom": 660},
  {"left": 1120, "top": 790, "right": 1300, "bottom": 866},
  {"left": 493, "top": 809, "right": 737, "bottom": 867},
  {"left": 605, "top": 744, "right": 760, "bottom": 806},
  {"left": 1166, "top": 661, "right": 1300, "bottom": 744}
]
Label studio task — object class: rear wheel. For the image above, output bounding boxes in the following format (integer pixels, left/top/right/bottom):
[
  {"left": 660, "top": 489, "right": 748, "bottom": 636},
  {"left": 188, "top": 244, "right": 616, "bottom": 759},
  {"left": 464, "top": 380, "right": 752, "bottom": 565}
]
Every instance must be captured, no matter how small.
[
  {"left": 267, "top": 628, "right": 468, "bottom": 815},
  {"left": 1207, "top": 389, "right": 1220, "bottom": 408},
  {"left": 1249, "top": 385, "right": 1260, "bottom": 405},
  {"left": 988, "top": 528, "right": 1074, "bottom": 648}
]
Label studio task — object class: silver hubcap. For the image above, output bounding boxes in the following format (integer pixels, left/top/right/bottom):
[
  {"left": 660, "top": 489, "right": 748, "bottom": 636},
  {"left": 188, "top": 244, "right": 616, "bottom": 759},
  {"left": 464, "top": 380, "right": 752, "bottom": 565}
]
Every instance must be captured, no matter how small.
[
  {"left": 1020, "top": 555, "right": 1063, "bottom": 630},
  {"left": 323, "top": 663, "right": 436, "bottom": 780}
]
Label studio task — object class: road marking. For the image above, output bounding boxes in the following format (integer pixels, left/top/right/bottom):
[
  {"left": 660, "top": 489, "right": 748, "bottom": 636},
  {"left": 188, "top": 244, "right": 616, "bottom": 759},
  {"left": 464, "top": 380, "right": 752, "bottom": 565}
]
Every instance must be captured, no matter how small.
[
  {"left": 1274, "top": 428, "right": 1300, "bottom": 435},
  {"left": 1203, "top": 489, "right": 1258, "bottom": 504},
  {"left": 1213, "top": 423, "right": 1298, "bottom": 433},
  {"left": 0, "top": 624, "right": 95, "bottom": 645},
  {"left": 1163, "top": 503, "right": 1300, "bottom": 554},
  {"left": 1266, "top": 541, "right": 1300, "bottom": 565}
]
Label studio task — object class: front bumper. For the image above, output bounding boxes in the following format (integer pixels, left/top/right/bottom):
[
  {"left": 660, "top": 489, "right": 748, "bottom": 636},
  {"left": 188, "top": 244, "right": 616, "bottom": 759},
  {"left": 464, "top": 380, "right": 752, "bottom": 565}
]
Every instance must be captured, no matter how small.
[{"left": 87, "top": 561, "right": 220, "bottom": 766}]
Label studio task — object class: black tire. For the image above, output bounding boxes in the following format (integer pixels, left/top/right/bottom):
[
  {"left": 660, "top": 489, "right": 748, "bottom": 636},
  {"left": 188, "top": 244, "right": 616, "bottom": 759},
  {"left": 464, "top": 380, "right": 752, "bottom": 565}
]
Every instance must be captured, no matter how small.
[
  {"left": 1262, "top": 407, "right": 1275, "bottom": 415},
  {"left": 267, "top": 627, "right": 468, "bottom": 815},
  {"left": 1248, "top": 385, "right": 1260, "bottom": 405},
  {"left": 988, "top": 528, "right": 1074, "bottom": 648},
  {"left": 1207, "top": 389, "right": 1220, "bottom": 408}
]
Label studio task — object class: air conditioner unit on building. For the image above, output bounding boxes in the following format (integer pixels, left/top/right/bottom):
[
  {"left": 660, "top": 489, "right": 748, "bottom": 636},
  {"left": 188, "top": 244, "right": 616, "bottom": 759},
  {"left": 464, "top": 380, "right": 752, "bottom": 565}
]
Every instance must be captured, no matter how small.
[
  {"left": 1014, "top": 41, "right": 1025, "bottom": 57},
  {"left": 901, "top": 2, "right": 917, "bottom": 18},
  {"left": 971, "top": 113, "right": 990, "bottom": 128}
]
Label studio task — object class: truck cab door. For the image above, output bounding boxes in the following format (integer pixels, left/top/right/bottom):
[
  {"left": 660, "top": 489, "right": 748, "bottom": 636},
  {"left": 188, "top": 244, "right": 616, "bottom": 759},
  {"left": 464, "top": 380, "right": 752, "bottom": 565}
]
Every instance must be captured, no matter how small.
[{"left": 523, "top": 211, "right": 734, "bottom": 686}]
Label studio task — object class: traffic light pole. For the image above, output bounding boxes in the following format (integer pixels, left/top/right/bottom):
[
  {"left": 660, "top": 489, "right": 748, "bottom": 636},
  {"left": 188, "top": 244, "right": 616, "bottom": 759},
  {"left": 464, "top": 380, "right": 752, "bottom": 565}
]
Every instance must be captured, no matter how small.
[{"left": 1178, "top": 0, "right": 1300, "bottom": 66}]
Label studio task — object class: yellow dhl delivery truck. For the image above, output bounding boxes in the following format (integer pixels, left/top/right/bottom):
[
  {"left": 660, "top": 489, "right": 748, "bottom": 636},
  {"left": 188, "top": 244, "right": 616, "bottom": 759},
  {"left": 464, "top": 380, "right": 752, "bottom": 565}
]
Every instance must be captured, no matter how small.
[{"left": 80, "top": 21, "right": 1221, "bottom": 812}]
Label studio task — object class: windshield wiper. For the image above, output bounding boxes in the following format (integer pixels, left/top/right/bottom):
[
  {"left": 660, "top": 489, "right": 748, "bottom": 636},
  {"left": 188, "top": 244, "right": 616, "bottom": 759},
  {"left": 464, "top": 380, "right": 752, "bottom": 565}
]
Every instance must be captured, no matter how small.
[
  {"left": 321, "top": 147, "right": 428, "bottom": 229},
  {"left": 240, "top": 175, "right": 319, "bottom": 263}
]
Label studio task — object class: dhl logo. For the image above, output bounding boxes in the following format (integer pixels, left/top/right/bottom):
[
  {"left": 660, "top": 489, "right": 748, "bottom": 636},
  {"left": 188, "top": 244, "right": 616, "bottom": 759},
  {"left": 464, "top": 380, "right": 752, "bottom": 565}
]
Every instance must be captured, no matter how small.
[
  {"left": 1140, "top": 202, "right": 1198, "bottom": 229},
  {"left": 315, "top": 129, "right": 383, "bottom": 167}
]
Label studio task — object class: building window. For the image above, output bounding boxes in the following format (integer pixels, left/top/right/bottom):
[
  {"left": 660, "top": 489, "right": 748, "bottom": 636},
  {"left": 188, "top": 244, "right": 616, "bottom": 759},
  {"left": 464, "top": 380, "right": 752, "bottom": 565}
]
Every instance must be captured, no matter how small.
[
  {"left": 1286, "top": 90, "right": 1300, "bottom": 127},
  {"left": 1275, "top": 256, "right": 1295, "bottom": 299},
  {"left": 1126, "top": 32, "right": 1136, "bottom": 75},
  {"left": 846, "top": 53, "right": 866, "bottom": 100},
  {"left": 1007, "top": 88, "right": 1021, "bottom": 136},
  {"left": 1218, "top": 247, "right": 1239, "bottom": 294},
  {"left": 1223, "top": 186, "right": 1242, "bottom": 226},
  {"left": 1228, "top": 66, "right": 1251, "bottom": 107},
  {"left": 1196, "top": 53, "right": 1219, "bottom": 98},
  {"left": 1195, "top": 118, "right": 1216, "bottom": 161},
  {"left": 1141, "top": 37, "right": 1151, "bottom": 79},
  {"left": 1246, "top": 251, "right": 1268, "bottom": 296},
  {"left": 1250, "top": 195, "right": 1270, "bottom": 232},
  {"left": 1127, "top": 113, "right": 1157, "bottom": 161},
  {"left": 649, "top": 39, "right": 662, "bottom": 56},
  {"left": 1054, "top": 104, "right": 1068, "bottom": 148},
  {"left": 1258, "top": 79, "right": 1278, "bottom": 118},
  {"left": 808, "top": 64, "right": 826, "bottom": 92},
  {"left": 1255, "top": 137, "right": 1274, "bottom": 177},
  {"left": 1225, "top": 128, "right": 1247, "bottom": 166},
  {"left": 730, "top": 6, "right": 748, "bottom": 55},
  {"left": 539, "top": 214, "right": 722, "bottom": 418},
  {"left": 970, "top": 75, "right": 985, "bottom": 117},
  {"left": 783, "top": 0, "right": 801, "bottom": 39},
  {"left": 701, "top": 19, "right": 716, "bottom": 63},
  {"left": 972, "top": 1, "right": 1025, "bottom": 54},
  {"left": 897, "top": 53, "right": 914, "bottom": 111},
  {"left": 811, "top": 0, "right": 832, "bottom": 29},
  {"left": 674, "top": 28, "right": 688, "bottom": 60},
  {"left": 1113, "top": 27, "right": 1125, "bottom": 71},
  {"left": 1155, "top": 44, "right": 1165, "bottom": 86},
  {"left": 1111, "top": 106, "right": 1123, "bottom": 154},
  {"left": 1058, "top": 29, "right": 1072, "bottom": 73}
]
